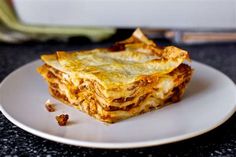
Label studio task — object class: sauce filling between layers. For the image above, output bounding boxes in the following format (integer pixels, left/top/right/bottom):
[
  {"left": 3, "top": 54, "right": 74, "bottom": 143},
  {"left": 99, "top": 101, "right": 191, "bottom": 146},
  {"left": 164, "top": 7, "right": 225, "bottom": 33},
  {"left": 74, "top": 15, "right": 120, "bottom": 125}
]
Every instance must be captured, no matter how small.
[{"left": 38, "top": 63, "right": 192, "bottom": 123}]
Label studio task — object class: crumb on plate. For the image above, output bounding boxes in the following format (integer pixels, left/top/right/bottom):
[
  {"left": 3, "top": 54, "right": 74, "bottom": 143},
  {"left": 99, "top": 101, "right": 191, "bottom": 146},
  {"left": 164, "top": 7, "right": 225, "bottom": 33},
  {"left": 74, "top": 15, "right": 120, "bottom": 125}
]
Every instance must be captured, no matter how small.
[
  {"left": 56, "top": 114, "right": 69, "bottom": 126},
  {"left": 45, "top": 99, "right": 56, "bottom": 112}
]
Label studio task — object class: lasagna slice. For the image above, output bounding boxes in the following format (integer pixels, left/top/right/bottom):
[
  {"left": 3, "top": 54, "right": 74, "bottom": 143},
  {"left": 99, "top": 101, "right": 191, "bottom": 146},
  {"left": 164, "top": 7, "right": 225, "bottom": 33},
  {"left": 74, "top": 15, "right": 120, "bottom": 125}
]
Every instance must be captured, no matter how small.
[{"left": 37, "top": 28, "right": 193, "bottom": 123}]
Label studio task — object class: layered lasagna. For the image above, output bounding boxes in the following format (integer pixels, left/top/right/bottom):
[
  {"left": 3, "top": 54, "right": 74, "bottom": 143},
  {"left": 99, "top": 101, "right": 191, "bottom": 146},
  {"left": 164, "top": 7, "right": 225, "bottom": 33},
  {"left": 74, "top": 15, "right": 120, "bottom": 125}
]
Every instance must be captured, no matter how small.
[{"left": 37, "top": 29, "right": 193, "bottom": 123}]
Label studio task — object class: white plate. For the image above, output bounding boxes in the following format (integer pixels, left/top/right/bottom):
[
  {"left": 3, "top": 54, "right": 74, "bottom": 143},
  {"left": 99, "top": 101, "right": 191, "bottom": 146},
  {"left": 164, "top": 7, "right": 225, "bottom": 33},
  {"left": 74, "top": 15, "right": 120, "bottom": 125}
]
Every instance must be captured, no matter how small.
[{"left": 0, "top": 60, "right": 236, "bottom": 149}]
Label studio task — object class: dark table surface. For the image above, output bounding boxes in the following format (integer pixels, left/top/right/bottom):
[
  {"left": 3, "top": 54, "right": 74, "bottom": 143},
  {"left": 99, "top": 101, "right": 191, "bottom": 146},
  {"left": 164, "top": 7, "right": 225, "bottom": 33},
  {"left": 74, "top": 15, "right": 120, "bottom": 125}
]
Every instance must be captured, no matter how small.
[{"left": 0, "top": 34, "right": 236, "bottom": 157}]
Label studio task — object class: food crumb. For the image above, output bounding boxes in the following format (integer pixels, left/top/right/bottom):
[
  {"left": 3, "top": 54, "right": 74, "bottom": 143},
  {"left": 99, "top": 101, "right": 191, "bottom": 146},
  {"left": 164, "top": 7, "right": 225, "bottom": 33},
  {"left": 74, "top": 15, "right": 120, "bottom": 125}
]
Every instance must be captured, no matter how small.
[
  {"left": 45, "top": 99, "right": 56, "bottom": 112},
  {"left": 56, "top": 114, "right": 69, "bottom": 126}
]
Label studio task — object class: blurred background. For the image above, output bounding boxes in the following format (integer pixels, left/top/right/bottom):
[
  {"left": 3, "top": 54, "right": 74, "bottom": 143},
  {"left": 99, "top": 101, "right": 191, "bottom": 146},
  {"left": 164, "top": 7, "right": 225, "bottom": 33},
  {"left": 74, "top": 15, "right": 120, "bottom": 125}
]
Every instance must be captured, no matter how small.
[{"left": 1, "top": 0, "right": 236, "bottom": 44}]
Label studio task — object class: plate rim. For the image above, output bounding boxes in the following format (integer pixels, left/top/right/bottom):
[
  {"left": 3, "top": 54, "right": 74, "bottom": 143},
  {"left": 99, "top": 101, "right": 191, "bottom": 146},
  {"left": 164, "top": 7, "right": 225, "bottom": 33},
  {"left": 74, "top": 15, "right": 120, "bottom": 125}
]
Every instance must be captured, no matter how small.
[{"left": 0, "top": 59, "right": 236, "bottom": 149}]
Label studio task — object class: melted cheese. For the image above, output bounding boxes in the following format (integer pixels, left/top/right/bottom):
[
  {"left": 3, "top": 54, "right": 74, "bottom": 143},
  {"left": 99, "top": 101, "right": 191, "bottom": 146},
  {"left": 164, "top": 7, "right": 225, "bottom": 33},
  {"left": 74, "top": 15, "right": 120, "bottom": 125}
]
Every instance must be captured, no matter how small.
[{"left": 41, "top": 29, "right": 189, "bottom": 89}]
